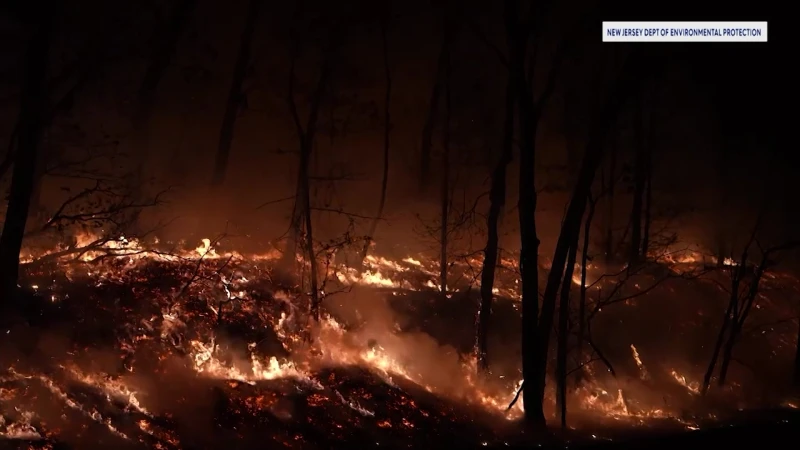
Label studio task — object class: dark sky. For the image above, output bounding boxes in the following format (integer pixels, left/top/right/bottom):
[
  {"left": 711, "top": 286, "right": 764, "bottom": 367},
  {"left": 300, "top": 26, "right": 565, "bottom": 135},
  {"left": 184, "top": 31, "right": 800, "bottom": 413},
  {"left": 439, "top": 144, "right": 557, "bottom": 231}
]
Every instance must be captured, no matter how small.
[{"left": 0, "top": 0, "right": 789, "bottom": 252}]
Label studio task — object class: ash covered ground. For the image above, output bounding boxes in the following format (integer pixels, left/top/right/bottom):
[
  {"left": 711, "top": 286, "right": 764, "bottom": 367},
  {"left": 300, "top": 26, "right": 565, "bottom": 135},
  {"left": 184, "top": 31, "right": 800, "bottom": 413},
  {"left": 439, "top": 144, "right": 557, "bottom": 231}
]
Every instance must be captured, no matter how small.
[{"left": 0, "top": 236, "right": 798, "bottom": 449}]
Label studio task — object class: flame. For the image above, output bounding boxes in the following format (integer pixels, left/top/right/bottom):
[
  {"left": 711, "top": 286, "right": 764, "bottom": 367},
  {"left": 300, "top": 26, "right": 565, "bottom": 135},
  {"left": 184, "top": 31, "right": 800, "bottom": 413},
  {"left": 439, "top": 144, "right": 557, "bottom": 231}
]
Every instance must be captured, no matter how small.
[
  {"left": 630, "top": 344, "right": 649, "bottom": 380},
  {"left": 670, "top": 369, "right": 700, "bottom": 395},
  {"left": 7, "top": 232, "right": 797, "bottom": 446}
]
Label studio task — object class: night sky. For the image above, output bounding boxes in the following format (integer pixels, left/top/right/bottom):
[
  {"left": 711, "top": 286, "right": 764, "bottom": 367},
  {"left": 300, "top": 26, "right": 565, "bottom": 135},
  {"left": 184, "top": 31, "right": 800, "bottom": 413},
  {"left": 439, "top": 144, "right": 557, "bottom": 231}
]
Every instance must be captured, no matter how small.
[{"left": 0, "top": 0, "right": 787, "bottom": 252}]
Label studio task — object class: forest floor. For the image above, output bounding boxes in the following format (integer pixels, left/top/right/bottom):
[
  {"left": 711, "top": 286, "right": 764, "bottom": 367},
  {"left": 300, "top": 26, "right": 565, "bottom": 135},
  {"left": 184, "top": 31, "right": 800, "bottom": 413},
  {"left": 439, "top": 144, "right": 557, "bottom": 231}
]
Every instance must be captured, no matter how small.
[{"left": 0, "top": 246, "right": 798, "bottom": 449}]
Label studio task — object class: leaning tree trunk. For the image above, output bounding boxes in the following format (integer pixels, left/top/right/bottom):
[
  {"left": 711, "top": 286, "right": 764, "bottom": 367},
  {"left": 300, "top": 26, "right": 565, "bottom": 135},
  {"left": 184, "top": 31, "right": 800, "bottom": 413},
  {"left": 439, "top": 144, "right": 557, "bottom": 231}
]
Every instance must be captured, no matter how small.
[
  {"left": 300, "top": 63, "right": 330, "bottom": 321},
  {"left": 418, "top": 40, "right": 447, "bottom": 194},
  {"left": 604, "top": 146, "right": 616, "bottom": 263},
  {"left": 628, "top": 93, "right": 646, "bottom": 267},
  {"left": 438, "top": 33, "right": 451, "bottom": 301},
  {"left": 130, "top": 0, "right": 197, "bottom": 224},
  {"left": 280, "top": 41, "right": 331, "bottom": 275},
  {"left": 556, "top": 242, "right": 578, "bottom": 429},
  {"left": 211, "top": 0, "right": 262, "bottom": 185},
  {"left": 300, "top": 143, "right": 320, "bottom": 320},
  {"left": 577, "top": 193, "right": 597, "bottom": 371},
  {"left": 702, "top": 253, "right": 747, "bottom": 394},
  {"left": 362, "top": 12, "right": 392, "bottom": 262},
  {"left": 717, "top": 321, "right": 740, "bottom": 387},
  {"left": 701, "top": 296, "right": 734, "bottom": 395},
  {"left": 719, "top": 264, "right": 764, "bottom": 387},
  {"left": 133, "top": 0, "right": 197, "bottom": 161},
  {"left": 477, "top": 72, "right": 515, "bottom": 373},
  {"left": 0, "top": 6, "right": 54, "bottom": 300},
  {"left": 563, "top": 85, "right": 582, "bottom": 187},
  {"left": 640, "top": 100, "right": 654, "bottom": 258}
]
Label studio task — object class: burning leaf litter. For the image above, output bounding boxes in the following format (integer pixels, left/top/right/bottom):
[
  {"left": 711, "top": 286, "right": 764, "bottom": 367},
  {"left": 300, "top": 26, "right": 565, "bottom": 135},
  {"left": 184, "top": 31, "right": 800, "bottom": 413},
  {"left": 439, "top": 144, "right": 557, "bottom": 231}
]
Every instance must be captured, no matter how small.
[{"left": 1, "top": 233, "right": 797, "bottom": 447}]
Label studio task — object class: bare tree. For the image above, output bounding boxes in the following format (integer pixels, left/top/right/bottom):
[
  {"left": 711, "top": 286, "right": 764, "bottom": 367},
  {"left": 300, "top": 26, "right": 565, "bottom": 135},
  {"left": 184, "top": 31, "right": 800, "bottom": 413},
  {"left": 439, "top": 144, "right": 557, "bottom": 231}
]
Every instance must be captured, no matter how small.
[
  {"left": 503, "top": 0, "right": 565, "bottom": 427},
  {"left": 555, "top": 241, "right": 578, "bottom": 429},
  {"left": 476, "top": 59, "right": 515, "bottom": 373},
  {"left": 131, "top": 0, "right": 197, "bottom": 180},
  {"left": 211, "top": 0, "right": 262, "bottom": 185},
  {"left": 439, "top": 21, "right": 453, "bottom": 300},
  {"left": 641, "top": 91, "right": 654, "bottom": 258},
  {"left": 628, "top": 91, "right": 646, "bottom": 266},
  {"left": 577, "top": 192, "right": 598, "bottom": 364},
  {"left": 701, "top": 220, "right": 800, "bottom": 394},
  {"left": 528, "top": 49, "right": 650, "bottom": 427},
  {"left": 418, "top": 35, "right": 448, "bottom": 193},
  {"left": 282, "top": 21, "right": 337, "bottom": 320},
  {"left": 603, "top": 145, "right": 617, "bottom": 262},
  {"left": 361, "top": 6, "right": 392, "bottom": 262},
  {"left": 0, "top": 4, "right": 55, "bottom": 301}
]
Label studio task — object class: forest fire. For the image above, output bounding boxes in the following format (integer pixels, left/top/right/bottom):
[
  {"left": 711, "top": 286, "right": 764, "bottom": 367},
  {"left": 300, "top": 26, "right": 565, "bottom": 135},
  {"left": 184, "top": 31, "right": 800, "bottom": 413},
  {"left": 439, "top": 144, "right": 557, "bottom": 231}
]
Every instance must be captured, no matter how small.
[
  {"left": 0, "top": 0, "right": 790, "bottom": 448},
  {"left": 1, "top": 233, "right": 797, "bottom": 448}
]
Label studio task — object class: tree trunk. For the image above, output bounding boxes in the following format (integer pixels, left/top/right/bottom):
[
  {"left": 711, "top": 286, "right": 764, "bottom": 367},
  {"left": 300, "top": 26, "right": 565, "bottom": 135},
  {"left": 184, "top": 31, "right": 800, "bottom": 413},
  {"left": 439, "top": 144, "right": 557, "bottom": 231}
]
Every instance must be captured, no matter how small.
[
  {"left": 577, "top": 194, "right": 597, "bottom": 368},
  {"left": 641, "top": 100, "right": 654, "bottom": 258},
  {"left": 439, "top": 33, "right": 451, "bottom": 300},
  {"left": 281, "top": 171, "right": 305, "bottom": 271},
  {"left": 301, "top": 148, "right": 320, "bottom": 320},
  {"left": 719, "top": 262, "right": 764, "bottom": 387},
  {"left": 628, "top": 93, "right": 645, "bottom": 266},
  {"left": 717, "top": 322, "right": 739, "bottom": 387},
  {"left": 0, "top": 6, "right": 54, "bottom": 300},
  {"left": 300, "top": 63, "right": 330, "bottom": 321},
  {"left": 419, "top": 40, "right": 447, "bottom": 194},
  {"left": 556, "top": 242, "right": 578, "bottom": 429},
  {"left": 563, "top": 84, "right": 581, "bottom": 188},
  {"left": 604, "top": 147, "right": 616, "bottom": 263},
  {"left": 477, "top": 72, "right": 515, "bottom": 373},
  {"left": 505, "top": 1, "right": 545, "bottom": 427},
  {"left": 211, "top": 0, "right": 262, "bottom": 185},
  {"left": 701, "top": 302, "right": 732, "bottom": 395},
  {"left": 361, "top": 13, "right": 391, "bottom": 262},
  {"left": 702, "top": 255, "right": 746, "bottom": 394},
  {"left": 281, "top": 40, "right": 332, "bottom": 276},
  {"left": 133, "top": 0, "right": 197, "bottom": 172}
]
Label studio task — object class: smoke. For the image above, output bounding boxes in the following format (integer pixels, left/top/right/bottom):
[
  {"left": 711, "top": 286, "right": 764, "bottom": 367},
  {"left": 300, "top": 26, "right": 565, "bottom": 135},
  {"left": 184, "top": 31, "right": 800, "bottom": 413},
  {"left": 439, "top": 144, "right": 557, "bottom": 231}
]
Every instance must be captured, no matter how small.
[{"left": 322, "top": 286, "right": 481, "bottom": 397}]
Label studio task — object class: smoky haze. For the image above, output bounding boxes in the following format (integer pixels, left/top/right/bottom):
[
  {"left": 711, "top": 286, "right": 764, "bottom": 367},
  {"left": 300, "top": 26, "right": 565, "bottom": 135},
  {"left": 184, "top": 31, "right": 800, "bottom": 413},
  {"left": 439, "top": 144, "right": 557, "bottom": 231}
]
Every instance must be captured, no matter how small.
[
  {"left": 1, "top": 0, "right": 797, "bottom": 447},
  {"left": 0, "top": 0, "right": 782, "bottom": 259}
]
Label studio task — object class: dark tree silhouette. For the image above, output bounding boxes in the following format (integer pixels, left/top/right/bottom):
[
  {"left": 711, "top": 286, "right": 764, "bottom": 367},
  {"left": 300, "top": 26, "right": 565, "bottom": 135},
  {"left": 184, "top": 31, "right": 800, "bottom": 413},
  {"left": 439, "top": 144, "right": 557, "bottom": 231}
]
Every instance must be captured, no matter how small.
[
  {"left": 702, "top": 222, "right": 800, "bottom": 394},
  {"left": 361, "top": 6, "right": 392, "bottom": 262},
  {"left": 282, "top": 20, "right": 337, "bottom": 320},
  {"left": 0, "top": 4, "right": 55, "bottom": 301},
  {"left": 418, "top": 38, "right": 447, "bottom": 194},
  {"left": 132, "top": 0, "right": 197, "bottom": 173},
  {"left": 531, "top": 49, "right": 650, "bottom": 428},
  {"left": 211, "top": 0, "right": 262, "bottom": 185},
  {"left": 438, "top": 19, "right": 452, "bottom": 301},
  {"left": 555, "top": 241, "right": 578, "bottom": 428},
  {"left": 503, "top": 0, "right": 566, "bottom": 427},
  {"left": 476, "top": 61, "right": 515, "bottom": 373},
  {"left": 628, "top": 92, "right": 646, "bottom": 266},
  {"left": 603, "top": 145, "right": 617, "bottom": 262}
]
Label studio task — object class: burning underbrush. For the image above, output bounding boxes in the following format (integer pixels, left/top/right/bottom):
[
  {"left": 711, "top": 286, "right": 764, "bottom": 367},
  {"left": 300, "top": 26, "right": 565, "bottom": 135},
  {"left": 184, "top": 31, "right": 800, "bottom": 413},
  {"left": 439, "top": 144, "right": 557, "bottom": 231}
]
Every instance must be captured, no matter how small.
[{"left": 0, "top": 235, "right": 798, "bottom": 448}]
